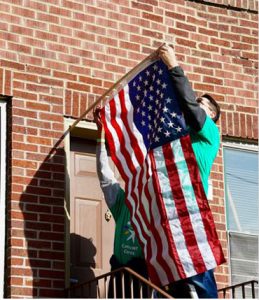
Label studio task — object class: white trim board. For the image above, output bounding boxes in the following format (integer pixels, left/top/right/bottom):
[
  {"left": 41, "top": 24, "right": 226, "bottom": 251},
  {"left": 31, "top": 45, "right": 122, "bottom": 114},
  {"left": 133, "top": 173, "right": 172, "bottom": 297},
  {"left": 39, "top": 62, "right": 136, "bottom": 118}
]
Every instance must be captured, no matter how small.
[
  {"left": 223, "top": 141, "right": 258, "bottom": 152},
  {"left": 0, "top": 100, "right": 7, "bottom": 298},
  {"left": 65, "top": 118, "right": 97, "bottom": 131}
]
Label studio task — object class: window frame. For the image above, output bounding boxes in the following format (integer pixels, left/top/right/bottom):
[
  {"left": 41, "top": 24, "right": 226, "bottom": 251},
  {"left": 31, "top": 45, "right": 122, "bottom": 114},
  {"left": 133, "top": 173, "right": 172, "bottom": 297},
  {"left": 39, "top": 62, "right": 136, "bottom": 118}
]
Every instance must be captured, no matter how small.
[
  {"left": 223, "top": 140, "right": 258, "bottom": 152},
  {"left": 222, "top": 140, "right": 258, "bottom": 288},
  {"left": 223, "top": 140, "right": 258, "bottom": 233}
]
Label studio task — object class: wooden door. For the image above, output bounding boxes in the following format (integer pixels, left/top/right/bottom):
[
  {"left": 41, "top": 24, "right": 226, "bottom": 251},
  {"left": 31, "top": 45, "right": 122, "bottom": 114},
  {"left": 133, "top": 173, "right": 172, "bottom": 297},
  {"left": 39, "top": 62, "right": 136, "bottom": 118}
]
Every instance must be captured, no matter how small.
[{"left": 69, "top": 137, "right": 115, "bottom": 297}]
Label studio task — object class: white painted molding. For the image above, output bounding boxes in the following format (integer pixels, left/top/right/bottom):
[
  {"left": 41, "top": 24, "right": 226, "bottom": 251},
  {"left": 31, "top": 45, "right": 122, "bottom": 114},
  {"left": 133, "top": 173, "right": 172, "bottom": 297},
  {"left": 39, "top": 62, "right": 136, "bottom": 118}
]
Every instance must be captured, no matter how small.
[
  {"left": 65, "top": 118, "right": 97, "bottom": 131},
  {"left": 223, "top": 141, "right": 258, "bottom": 152},
  {"left": 0, "top": 100, "right": 7, "bottom": 298}
]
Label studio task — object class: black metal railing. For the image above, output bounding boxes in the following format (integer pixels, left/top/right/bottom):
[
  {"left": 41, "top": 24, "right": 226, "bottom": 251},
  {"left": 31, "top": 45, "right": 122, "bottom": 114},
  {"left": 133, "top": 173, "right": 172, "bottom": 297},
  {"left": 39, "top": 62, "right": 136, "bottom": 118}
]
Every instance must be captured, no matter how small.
[
  {"left": 65, "top": 267, "right": 172, "bottom": 298},
  {"left": 218, "top": 280, "right": 258, "bottom": 298}
]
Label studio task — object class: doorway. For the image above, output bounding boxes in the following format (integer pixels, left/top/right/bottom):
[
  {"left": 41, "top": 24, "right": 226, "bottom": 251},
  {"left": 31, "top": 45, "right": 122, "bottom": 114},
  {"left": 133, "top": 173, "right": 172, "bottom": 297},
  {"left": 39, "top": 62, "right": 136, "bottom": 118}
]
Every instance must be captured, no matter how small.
[{"left": 65, "top": 121, "right": 116, "bottom": 296}]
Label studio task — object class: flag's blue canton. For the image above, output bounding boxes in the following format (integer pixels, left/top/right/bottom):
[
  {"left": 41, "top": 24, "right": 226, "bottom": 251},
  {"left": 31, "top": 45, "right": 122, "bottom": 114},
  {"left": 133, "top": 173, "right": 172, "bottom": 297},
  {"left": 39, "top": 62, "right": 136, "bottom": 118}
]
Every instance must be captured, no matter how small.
[{"left": 128, "top": 59, "right": 188, "bottom": 150}]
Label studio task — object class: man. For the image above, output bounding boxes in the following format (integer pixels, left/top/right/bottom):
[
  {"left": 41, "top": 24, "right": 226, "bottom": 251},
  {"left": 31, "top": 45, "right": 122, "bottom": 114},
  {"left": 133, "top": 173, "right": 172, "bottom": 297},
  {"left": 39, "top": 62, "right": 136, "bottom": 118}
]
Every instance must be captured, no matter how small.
[
  {"left": 93, "top": 107, "right": 150, "bottom": 298},
  {"left": 157, "top": 44, "right": 221, "bottom": 298}
]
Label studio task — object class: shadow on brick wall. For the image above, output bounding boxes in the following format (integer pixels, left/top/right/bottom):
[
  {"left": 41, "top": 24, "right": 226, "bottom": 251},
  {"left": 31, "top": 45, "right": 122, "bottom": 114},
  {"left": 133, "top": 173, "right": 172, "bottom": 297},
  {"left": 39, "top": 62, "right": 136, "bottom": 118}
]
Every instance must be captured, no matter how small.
[
  {"left": 6, "top": 120, "right": 98, "bottom": 297},
  {"left": 15, "top": 147, "right": 67, "bottom": 298}
]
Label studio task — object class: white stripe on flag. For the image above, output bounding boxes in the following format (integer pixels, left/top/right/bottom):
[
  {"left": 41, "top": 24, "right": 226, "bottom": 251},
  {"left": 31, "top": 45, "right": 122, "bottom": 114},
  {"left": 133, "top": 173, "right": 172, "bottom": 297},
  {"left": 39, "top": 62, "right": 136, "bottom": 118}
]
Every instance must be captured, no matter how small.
[
  {"left": 148, "top": 154, "right": 183, "bottom": 283},
  {"left": 172, "top": 139, "right": 217, "bottom": 269},
  {"left": 104, "top": 94, "right": 155, "bottom": 262},
  {"left": 104, "top": 103, "right": 147, "bottom": 245},
  {"left": 124, "top": 85, "right": 154, "bottom": 241},
  {"left": 123, "top": 84, "right": 148, "bottom": 159},
  {"left": 105, "top": 92, "right": 175, "bottom": 283},
  {"left": 114, "top": 91, "right": 151, "bottom": 243},
  {"left": 143, "top": 157, "right": 171, "bottom": 285},
  {"left": 152, "top": 144, "right": 195, "bottom": 278}
]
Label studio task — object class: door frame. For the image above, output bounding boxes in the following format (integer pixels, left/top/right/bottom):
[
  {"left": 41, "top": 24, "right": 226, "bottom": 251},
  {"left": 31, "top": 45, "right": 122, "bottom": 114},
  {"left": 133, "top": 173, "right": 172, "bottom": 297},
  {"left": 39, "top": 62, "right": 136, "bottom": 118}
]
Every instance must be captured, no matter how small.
[
  {"left": 0, "top": 99, "right": 7, "bottom": 298},
  {"left": 64, "top": 118, "right": 98, "bottom": 288}
]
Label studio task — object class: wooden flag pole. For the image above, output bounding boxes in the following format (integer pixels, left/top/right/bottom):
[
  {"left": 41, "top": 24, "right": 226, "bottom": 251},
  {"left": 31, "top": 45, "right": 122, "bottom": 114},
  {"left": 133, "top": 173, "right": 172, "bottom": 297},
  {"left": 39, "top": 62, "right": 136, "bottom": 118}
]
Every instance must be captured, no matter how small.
[
  {"left": 45, "top": 44, "right": 164, "bottom": 157},
  {"left": 45, "top": 44, "right": 164, "bottom": 156},
  {"left": 68, "top": 46, "right": 162, "bottom": 133}
]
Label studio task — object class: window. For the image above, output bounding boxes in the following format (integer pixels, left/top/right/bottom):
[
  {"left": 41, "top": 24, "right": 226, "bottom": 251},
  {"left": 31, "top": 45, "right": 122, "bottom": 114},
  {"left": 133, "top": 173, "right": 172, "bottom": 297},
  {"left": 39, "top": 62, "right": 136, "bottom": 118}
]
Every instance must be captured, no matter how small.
[
  {"left": 223, "top": 143, "right": 258, "bottom": 297},
  {"left": 0, "top": 98, "right": 7, "bottom": 298}
]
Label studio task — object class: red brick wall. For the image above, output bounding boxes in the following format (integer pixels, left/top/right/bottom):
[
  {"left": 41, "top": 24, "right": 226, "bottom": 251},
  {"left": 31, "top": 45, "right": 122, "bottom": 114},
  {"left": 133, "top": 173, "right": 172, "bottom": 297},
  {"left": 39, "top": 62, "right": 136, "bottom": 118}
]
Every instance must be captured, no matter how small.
[{"left": 0, "top": 0, "right": 258, "bottom": 297}]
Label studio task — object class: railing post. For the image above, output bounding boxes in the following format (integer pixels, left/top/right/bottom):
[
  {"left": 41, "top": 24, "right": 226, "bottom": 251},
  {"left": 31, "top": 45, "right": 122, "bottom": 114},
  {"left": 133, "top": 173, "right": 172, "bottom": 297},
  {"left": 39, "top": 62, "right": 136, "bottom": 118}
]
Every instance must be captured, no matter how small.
[
  {"left": 139, "top": 279, "right": 143, "bottom": 299},
  {"left": 148, "top": 286, "right": 152, "bottom": 299},
  {"left": 81, "top": 284, "right": 84, "bottom": 298},
  {"left": 97, "top": 280, "right": 100, "bottom": 298},
  {"left": 241, "top": 284, "right": 245, "bottom": 298},
  {"left": 111, "top": 273, "right": 115, "bottom": 298},
  {"left": 121, "top": 270, "right": 125, "bottom": 298},
  {"left": 104, "top": 276, "right": 107, "bottom": 298},
  {"left": 251, "top": 281, "right": 255, "bottom": 298},
  {"left": 223, "top": 289, "right": 226, "bottom": 298},
  {"left": 129, "top": 273, "right": 133, "bottom": 298}
]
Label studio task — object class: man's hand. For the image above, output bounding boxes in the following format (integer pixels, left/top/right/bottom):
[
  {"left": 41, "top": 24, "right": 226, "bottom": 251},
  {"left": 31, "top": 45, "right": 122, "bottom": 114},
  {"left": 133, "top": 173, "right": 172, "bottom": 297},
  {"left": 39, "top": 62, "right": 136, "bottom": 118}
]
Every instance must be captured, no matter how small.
[
  {"left": 158, "top": 44, "right": 178, "bottom": 70},
  {"left": 93, "top": 106, "right": 105, "bottom": 138}
]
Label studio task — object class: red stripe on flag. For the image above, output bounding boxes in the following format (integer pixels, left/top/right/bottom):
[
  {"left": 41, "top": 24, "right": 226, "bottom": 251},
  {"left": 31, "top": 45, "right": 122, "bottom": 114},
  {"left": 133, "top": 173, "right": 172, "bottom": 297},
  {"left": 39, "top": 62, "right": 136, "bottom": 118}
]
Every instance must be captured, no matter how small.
[
  {"left": 102, "top": 100, "right": 152, "bottom": 265},
  {"left": 118, "top": 90, "right": 153, "bottom": 256},
  {"left": 125, "top": 162, "right": 151, "bottom": 260},
  {"left": 118, "top": 89, "right": 144, "bottom": 166},
  {"left": 162, "top": 141, "right": 207, "bottom": 274},
  {"left": 109, "top": 99, "right": 137, "bottom": 176},
  {"left": 101, "top": 105, "right": 128, "bottom": 184},
  {"left": 149, "top": 150, "right": 180, "bottom": 284},
  {"left": 142, "top": 159, "right": 168, "bottom": 285},
  {"left": 180, "top": 136, "right": 226, "bottom": 265}
]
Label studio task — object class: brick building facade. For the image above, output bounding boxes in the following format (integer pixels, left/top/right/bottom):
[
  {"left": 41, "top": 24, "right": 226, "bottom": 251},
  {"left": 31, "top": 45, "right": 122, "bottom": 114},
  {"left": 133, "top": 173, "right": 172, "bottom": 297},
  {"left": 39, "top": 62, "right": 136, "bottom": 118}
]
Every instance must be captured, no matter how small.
[{"left": 0, "top": 0, "right": 258, "bottom": 298}]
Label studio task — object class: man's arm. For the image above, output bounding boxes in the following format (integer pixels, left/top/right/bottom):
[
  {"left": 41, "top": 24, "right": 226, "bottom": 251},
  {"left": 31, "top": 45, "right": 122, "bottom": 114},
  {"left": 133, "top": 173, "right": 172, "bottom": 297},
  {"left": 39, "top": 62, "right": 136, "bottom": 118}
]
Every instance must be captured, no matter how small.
[
  {"left": 158, "top": 44, "right": 206, "bottom": 132},
  {"left": 94, "top": 107, "right": 121, "bottom": 208},
  {"left": 96, "top": 140, "right": 121, "bottom": 208}
]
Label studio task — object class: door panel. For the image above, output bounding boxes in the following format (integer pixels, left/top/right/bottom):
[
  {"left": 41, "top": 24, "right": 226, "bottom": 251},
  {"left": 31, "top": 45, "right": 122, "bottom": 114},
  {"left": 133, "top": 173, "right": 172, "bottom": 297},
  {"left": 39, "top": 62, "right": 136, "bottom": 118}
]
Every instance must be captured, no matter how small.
[
  {"left": 74, "top": 198, "right": 101, "bottom": 268},
  {"left": 70, "top": 137, "right": 115, "bottom": 296}
]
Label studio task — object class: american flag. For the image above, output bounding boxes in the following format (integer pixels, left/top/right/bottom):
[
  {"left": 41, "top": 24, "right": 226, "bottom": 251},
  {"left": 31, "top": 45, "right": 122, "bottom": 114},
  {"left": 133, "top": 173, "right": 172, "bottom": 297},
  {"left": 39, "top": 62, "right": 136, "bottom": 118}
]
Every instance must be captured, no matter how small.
[{"left": 101, "top": 58, "right": 225, "bottom": 286}]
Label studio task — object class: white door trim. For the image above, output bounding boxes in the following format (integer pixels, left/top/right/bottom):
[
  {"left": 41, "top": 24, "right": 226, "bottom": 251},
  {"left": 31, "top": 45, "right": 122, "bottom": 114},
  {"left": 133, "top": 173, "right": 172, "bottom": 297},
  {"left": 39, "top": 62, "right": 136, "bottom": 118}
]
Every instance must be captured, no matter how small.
[{"left": 0, "top": 100, "right": 7, "bottom": 298}]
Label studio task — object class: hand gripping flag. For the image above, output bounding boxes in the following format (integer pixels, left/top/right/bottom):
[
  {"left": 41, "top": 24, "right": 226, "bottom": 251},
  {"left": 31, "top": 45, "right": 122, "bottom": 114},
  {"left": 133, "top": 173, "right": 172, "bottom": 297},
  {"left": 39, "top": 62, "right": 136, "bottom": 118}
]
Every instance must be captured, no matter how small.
[{"left": 100, "top": 56, "right": 225, "bottom": 287}]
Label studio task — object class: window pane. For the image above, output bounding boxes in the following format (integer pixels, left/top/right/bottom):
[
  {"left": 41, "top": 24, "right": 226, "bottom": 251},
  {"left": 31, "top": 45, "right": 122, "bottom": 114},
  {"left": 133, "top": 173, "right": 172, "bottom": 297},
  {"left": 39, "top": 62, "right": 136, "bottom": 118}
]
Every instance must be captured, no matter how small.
[
  {"left": 224, "top": 148, "right": 258, "bottom": 234},
  {"left": 229, "top": 232, "right": 258, "bottom": 297}
]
